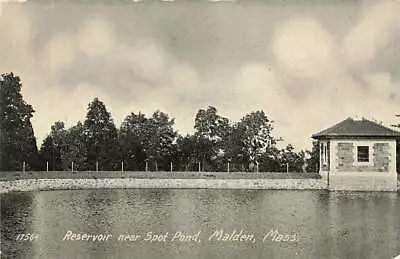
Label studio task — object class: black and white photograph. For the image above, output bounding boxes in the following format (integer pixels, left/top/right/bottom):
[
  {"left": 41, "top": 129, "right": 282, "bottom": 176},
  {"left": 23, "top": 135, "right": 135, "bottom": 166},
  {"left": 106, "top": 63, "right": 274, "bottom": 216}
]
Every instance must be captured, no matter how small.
[{"left": 1, "top": 0, "right": 400, "bottom": 258}]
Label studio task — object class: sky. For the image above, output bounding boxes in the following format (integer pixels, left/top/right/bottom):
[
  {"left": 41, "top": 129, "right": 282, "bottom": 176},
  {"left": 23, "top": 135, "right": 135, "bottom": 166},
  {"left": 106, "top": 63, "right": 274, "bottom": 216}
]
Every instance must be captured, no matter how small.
[{"left": 1, "top": 0, "right": 400, "bottom": 150}]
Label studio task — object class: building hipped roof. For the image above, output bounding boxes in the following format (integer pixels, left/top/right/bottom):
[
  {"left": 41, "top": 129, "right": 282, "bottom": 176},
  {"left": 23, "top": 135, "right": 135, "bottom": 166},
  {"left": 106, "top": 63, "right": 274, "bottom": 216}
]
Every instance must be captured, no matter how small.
[{"left": 312, "top": 118, "right": 400, "bottom": 139}]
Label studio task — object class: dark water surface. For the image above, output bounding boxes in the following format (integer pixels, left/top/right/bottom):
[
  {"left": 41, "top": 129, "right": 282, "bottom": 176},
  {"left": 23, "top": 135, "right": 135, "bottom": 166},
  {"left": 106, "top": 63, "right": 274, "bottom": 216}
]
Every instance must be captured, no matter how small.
[{"left": 1, "top": 189, "right": 400, "bottom": 259}]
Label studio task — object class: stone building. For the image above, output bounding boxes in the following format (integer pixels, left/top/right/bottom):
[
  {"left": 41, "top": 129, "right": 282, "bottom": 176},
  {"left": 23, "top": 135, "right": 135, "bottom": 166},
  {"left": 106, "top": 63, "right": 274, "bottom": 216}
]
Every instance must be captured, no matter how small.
[{"left": 312, "top": 117, "right": 400, "bottom": 191}]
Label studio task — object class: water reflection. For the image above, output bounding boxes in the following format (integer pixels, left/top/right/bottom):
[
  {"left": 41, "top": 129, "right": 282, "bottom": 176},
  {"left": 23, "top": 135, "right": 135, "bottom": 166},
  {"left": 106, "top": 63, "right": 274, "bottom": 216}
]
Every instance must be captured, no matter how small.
[
  {"left": 1, "top": 193, "right": 34, "bottom": 258},
  {"left": 325, "top": 192, "right": 400, "bottom": 259},
  {"left": 1, "top": 189, "right": 400, "bottom": 259}
]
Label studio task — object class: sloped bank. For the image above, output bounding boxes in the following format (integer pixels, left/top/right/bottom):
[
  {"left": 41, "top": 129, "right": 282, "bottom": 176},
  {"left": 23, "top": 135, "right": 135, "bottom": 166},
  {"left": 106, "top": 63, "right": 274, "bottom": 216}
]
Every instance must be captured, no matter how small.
[{"left": 0, "top": 175, "right": 326, "bottom": 194}]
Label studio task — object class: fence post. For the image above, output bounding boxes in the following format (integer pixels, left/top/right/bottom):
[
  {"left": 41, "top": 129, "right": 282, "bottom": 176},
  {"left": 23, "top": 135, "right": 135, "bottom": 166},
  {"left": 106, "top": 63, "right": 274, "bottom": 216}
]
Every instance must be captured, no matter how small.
[
  {"left": 22, "top": 161, "right": 25, "bottom": 172},
  {"left": 155, "top": 161, "right": 158, "bottom": 171},
  {"left": 121, "top": 161, "right": 124, "bottom": 172},
  {"left": 327, "top": 169, "right": 330, "bottom": 189},
  {"left": 198, "top": 162, "right": 201, "bottom": 172},
  {"left": 96, "top": 161, "right": 99, "bottom": 172},
  {"left": 71, "top": 162, "right": 74, "bottom": 173},
  {"left": 227, "top": 162, "right": 230, "bottom": 173},
  {"left": 170, "top": 162, "right": 173, "bottom": 172},
  {"left": 145, "top": 161, "right": 148, "bottom": 172},
  {"left": 46, "top": 161, "right": 49, "bottom": 172},
  {"left": 256, "top": 162, "right": 259, "bottom": 173},
  {"left": 286, "top": 163, "right": 289, "bottom": 173}
]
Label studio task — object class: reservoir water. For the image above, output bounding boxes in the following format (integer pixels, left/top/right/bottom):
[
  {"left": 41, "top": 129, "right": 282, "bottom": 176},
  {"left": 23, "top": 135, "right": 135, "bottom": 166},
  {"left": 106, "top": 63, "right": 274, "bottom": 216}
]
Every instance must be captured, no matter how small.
[{"left": 1, "top": 189, "right": 400, "bottom": 259}]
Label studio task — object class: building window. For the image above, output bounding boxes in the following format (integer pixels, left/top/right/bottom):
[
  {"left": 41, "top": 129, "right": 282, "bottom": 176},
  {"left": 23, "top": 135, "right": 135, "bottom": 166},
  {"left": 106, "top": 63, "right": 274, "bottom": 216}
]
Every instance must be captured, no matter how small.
[
  {"left": 321, "top": 142, "right": 328, "bottom": 165},
  {"left": 357, "top": 146, "right": 369, "bottom": 162}
]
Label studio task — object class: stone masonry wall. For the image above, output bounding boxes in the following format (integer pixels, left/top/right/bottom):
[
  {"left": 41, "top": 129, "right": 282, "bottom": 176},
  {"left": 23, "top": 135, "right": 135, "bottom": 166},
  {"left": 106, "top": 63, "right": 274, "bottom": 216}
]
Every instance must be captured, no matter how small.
[
  {"left": 0, "top": 178, "right": 327, "bottom": 194},
  {"left": 373, "top": 143, "right": 390, "bottom": 172},
  {"left": 336, "top": 142, "right": 390, "bottom": 172},
  {"left": 337, "top": 143, "right": 354, "bottom": 171},
  {"left": 326, "top": 173, "right": 398, "bottom": 191}
]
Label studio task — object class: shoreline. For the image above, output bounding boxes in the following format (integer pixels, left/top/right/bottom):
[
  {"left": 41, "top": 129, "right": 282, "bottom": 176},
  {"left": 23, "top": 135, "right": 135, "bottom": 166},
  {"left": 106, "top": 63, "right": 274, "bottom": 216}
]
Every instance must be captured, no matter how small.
[
  {"left": 1, "top": 172, "right": 398, "bottom": 193},
  {"left": 0, "top": 177, "right": 326, "bottom": 194}
]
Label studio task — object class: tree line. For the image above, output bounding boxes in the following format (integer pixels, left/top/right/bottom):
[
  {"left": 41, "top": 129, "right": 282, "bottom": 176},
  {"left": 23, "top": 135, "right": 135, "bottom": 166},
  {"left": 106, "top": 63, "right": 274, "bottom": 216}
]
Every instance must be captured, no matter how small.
[{"left": 0, "top": 72, "right": 320, "bottom": 172}]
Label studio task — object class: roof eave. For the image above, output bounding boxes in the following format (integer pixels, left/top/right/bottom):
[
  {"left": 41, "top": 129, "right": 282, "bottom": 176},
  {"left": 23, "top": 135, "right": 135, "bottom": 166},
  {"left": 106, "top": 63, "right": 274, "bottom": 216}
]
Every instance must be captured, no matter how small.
[{"left": 311, "top": 134, "right": 400, "bottom": 140}]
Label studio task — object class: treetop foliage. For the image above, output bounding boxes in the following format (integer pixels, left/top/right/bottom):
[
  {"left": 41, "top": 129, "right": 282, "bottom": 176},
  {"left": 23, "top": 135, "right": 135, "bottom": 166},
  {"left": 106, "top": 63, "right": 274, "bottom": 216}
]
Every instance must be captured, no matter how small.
[
  {"left": 1, "top": 73, "right": 319, "bottom": 172},
  {"left": 0, "top": 73, "right": 38, "bottom": 171}
]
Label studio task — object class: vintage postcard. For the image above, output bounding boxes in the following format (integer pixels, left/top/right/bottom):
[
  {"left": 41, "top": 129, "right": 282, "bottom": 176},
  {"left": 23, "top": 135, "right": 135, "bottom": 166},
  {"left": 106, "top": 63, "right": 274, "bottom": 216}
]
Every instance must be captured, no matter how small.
[{"left": 1, "top": 0, "right": 400, "bottom": 258}]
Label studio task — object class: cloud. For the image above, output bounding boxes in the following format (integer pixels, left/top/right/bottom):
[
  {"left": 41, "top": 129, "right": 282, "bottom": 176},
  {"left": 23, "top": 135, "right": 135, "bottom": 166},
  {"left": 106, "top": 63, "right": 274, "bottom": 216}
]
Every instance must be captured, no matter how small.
[
  {"left": 77, "top": 17, "right": 116, "bottom": 58},
  {"left": 29, "top": 14, "right": 203, "bottom": 141},
  {"left": 230, "top": 63, "right": 286, "bottom": 115},
  {"left": 125, "top": 39, "right": 167, "bottom": 83},
  {"left": 45, "top": 33, "right": 77, "bottom": 73},
  {"left": 343, "top": 1, "right": 400, "bottom": 67},
  {"left": 0, "top": 3, "right": 43, "bottom": 97},
  {"left": 2, "top": 0, "right": 400, "bottom": 152},
  {"left": 0, "top": 0, "right": 26, "bottom": 16},
  {"left": 272, "top": 16, "right": 336, "bottom": 79},
  {"left": 0, "top": 2, "right": 31, "bottom": 51},
  {"left": 266, "top": 1, "right": 400, "bottom": 149},
  {"left": 168, "top": 63, "right": 199, "bottom": 92}
]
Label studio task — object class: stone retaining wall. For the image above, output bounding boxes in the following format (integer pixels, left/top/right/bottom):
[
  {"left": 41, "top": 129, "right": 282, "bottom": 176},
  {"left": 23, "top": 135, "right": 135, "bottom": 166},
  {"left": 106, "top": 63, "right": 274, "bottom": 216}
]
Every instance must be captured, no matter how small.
[
  {"left": 0, "top": 171, "right": 321, "bottom": 181},
  {"left": 0, "top": 178, "right": 327, "bottom": 194},
  {"left": 320, "top": 172, "right": 398, "bottom": 192}
]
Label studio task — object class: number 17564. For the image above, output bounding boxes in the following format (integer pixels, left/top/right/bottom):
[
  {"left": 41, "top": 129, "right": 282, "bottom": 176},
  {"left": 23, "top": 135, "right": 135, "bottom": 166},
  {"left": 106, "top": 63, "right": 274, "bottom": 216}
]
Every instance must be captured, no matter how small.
[{"left": 16, "top": 234, "right": 39, "bottom": 241}]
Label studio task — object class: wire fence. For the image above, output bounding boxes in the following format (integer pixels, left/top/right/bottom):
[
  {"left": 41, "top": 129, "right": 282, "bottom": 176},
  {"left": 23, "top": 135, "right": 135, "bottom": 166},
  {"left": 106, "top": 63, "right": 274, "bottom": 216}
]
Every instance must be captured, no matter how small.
[
  {"left": 0, "top": 159, "right": 320, "bottom": 181},
  {"left": 0, "top": 170, "right": 321, "bottom": 181},
  {"left": 16, "top": 160, "right": 310, "bottom": 174}
]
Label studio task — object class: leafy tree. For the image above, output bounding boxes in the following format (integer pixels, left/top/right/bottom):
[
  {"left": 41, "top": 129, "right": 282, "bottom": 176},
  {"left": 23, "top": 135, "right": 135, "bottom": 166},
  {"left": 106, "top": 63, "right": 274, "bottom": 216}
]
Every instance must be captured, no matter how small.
[
  {"left": 83, "top": 98, "right": 119, "bottom": 171},
  {"left": 306, "top": 140, "right": 320, "bottom": 173},
  {"left": 233, "top": 111, "right": 275, "bottom": 171},
  {"left": 391, "top": 115, "right": 400, "bottom": 173},
  {"left": 194, "top": 106, "right": 230, "bottom": 141},
  {"left": 39, "top": 121, "right": 66, "bottom": 171},
  {"left": 147, "top": 111, "right": 177, "bottom": 171},
  {"left": 258, "top": 147, "right": 282, "bottom": 172},
  {"left": 193, "top": 106, "right": 230, "bottom": 171},
  {"left": 224, "top": 124, "right": 247, "bottom": 171},
  {"left": 0, "top": 73, "right": 38, "bottom": 171},
  {"left": 175, "top": 133, "right": 219, "bottom": 171},
  {"left": 175, "top": 134, "right": 196, "bottom": 171},
  {"left": 279, "top": 144, "right": 306, "bottom": 172},
  {"left": 60, "top": 122, "right": 87, "bottom": 171},
  {"left": 119, "top": 110, "right": 177, "bottom": 171},
  {"left": 119, "top": 112, "right": 147, "bottom": 170},
  {"left": 397, "top": 142, "right": 400, "bottom": 174},
  {"left": 39, "top": 136, "right": 56, "bottom": 170}
]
